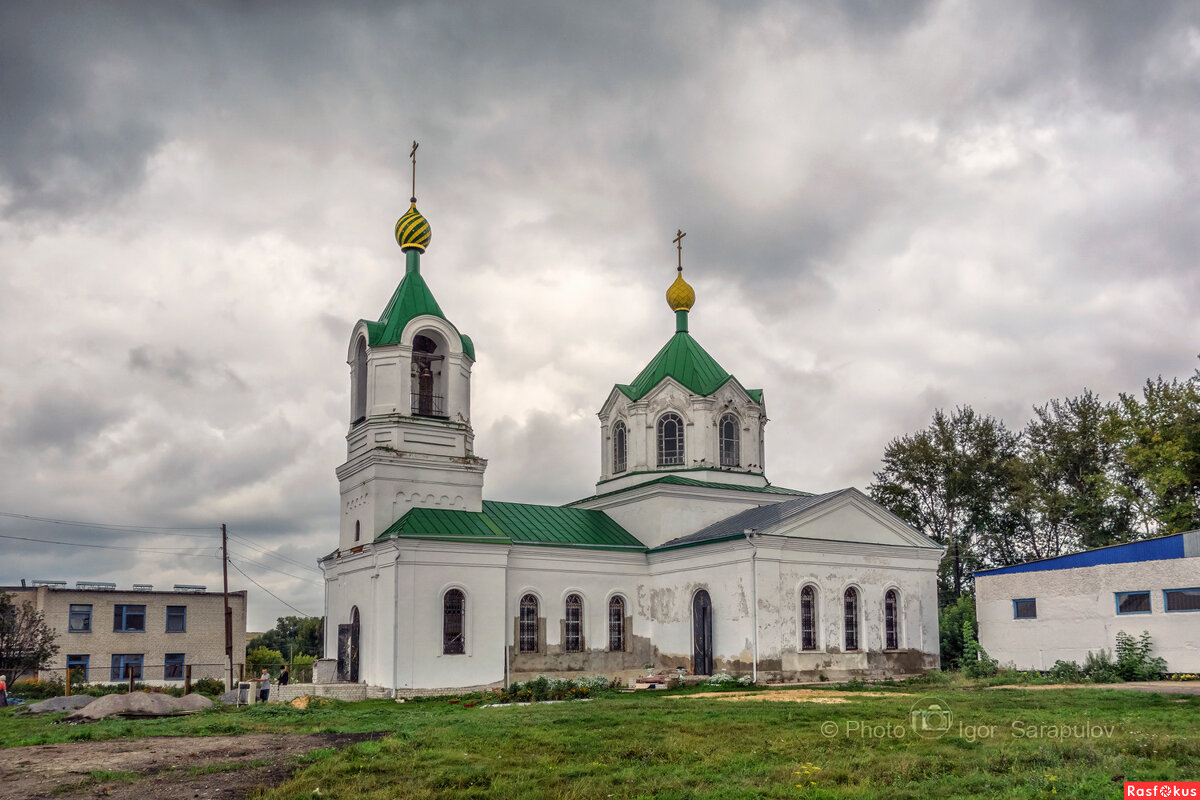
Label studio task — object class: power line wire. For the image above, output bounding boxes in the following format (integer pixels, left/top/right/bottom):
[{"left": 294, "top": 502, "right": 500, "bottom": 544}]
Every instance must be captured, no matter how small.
[
  {"left": 0, "top": 532, "right": 218, "bottom": 555},
  {"left": 0, "top": 510, "right": 217, "bottom": 532},
  {"left": 228, "top": 533, "right": 322, "bottom": 574},
  {"left": 228, "top": 560, "right": 316, "bottom": 617},
  {"left": 227, "top": 553, "right": 322, "bottom": 587}
]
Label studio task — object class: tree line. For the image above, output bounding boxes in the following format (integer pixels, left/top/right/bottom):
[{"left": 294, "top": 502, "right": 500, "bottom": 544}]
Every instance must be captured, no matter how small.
[{"left": 869, "top": 366, "right": 1200, "bottom": 606}]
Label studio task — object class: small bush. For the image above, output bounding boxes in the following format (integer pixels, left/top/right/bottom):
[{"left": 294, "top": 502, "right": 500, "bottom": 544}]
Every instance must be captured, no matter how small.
[
  {"left": 192, "top": 677, "right": 226, "bottom": 697},
  {"left": 961, "top": 619, "right": 998, "bottom": 678},
  {"left": 1049, "top": 660, "right": 1085, "bottom": 683},
  {"left": 8, "top": 677, "right": 64, "bottom": 700},
  {"left": 1115, "top": 631, "right": 1167, "bottom": 681},
  {"left": 1083, "top": 650, "right": 1122, "bottom": 683}
]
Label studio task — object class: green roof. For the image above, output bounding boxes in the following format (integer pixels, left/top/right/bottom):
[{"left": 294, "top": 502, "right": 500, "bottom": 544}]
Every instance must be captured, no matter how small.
[
  {"left": 377, "top": 500, "right": 646, "bottom": 552},
  {"left": 364, "top": 252, "right": 475, "bottom": 359},
  {"left": 617, "top": 331, "right": 759, "bottom": 402},
  {"left": 568, "top": 474, "right": 813, "bottom": 505}
]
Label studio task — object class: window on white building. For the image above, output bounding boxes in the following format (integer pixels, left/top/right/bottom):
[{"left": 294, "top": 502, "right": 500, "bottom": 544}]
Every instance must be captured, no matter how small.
[
  {"left": 885, "top": 589, "right": 900, "bottom": 650},
  {"left": 613, "top": 421, "right": 627, "bottom": 473},
  {"left": 67, "top": 654, "right": 89, "bottom": 682},
  {"left": 657, "top": 413, "right": 684, "bottom": 466},
  {"left": 166, "top": 605, "right": 187, "bottom": 632},
  {"left": 113, "top": 604, "right": 145, "bottom": 632},
  {"left": 1115, "top": 591, "right": 1151, "bottom": 615},
  {"left": 1013, "top": 598, "right": 1037, "bottom": 619},
  {"left": 719, "top": 413, "right": 740, "bottom": 467},
  {"left": 110, "top": 653, "right": 143, "bottom": 681},
  {"left": 443, "top": 590, "right": 465, "bottom": 654},
  {"left": 519, "top": 594, "right": 538, "bottom": 653},
  {"left": 164, "top": 653, "right": 185, "bottom": 681},
  {"left": 608, "top": 596, "right": 625, "bottom": 652},
  {"left": 800, "top": 586, "right": 817, "bottom": 651},
  {"left": 843, "top": 588, "right": 859, "bottom": 651},
  {"left": 1164, "top": 588, "right": 1200, "bottom": 612},
  {"left": 564, "top": 594, "right": 583, "bottom": 652}
]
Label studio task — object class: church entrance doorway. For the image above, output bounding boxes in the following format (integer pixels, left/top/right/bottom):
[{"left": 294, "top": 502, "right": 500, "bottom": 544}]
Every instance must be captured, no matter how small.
[
  {"left": 337, "top": 607, "right": 360, "bottom": 682},
  {"left": 692, "top": 589, "right": 713, "bottom": 676}
]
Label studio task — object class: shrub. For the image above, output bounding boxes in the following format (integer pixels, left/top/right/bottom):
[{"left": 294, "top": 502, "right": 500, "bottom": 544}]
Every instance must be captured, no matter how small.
[
  {"left": 192, "top": 677, "right": 226, "bottom": 697},
  {"left": 7, "top": 677, "right": 64, "bottom": 700},
  {"left": 1083, "top": 650, "right": 1122, "bottom": 683},
  {"left": 961, "top": 619, "right": 998, "bottom": 678},
  {"left": 246, "top": 646, "right": 284, "bottom": 676},
  {"left": 938, "top": 594, "right": 977, "bottom": 670},
  {"left": 1049, "top": 660, "right": 1085, "bottom": 683},
  {"left": 1115, "top": 631, "right": 1167, "bottom": 681}
]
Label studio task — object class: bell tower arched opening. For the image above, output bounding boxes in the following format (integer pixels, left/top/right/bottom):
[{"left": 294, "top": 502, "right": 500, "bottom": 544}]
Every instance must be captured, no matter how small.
[{"left": 411, "top": 331, "right": 447, "bottom": 417}]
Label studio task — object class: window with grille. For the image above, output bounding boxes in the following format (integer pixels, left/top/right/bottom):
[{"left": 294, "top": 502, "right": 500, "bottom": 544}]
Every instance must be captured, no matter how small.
[
  {"left": 843, "top": 588, "right": 859, "bottom": 651},
  {"left": 564, "top": 594, "right": 583, "bottom": 652},
  {"left": 885, "top": 589, "right": 899, "bottom": 650},
  {"left": 443, "top": 589, "right": 465, "bottom": 654},
  {"left": 166, "top": 605, "right": 187, "bottom": 633},
  {"left": 164, "top": 653, "right": 185, "bottom": 681},
  {"left": 1013, "top": 598, "right": 1037, "bottom": 619},
  {"left": 1165, "top": 588, "right": 1200, "bottom": 612},
  {"left": 719, "top": 413, "right": 740, "bottom": 467},
  {"left": 1116, "top": 591, "right": 1151, "bottom": 615},
  {"left": 69, "top": 604, "right": 92, "bottom": 633},
  {"left": 612, "top": 421, "right": 627, "bottom": 473},
  {"left": 800, "top": 586, "right": 817, "bottom": 651},
  {"left": 519, "top": 594, "right": 538, "bottom": 653},
  {"left": 608, "top": 596, "right": 625, "bottom": 651},
  {"left": 657, "top": 413, "right": 684, "bottom": 466},
  {"left": 113, "top": 604, "right": 145, "bottom": 632}
]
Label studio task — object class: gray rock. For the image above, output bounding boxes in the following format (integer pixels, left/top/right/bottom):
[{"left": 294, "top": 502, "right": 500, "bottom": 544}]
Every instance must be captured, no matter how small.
[{"left": 67, "top": 692, "right": 185, "bottom": 721}]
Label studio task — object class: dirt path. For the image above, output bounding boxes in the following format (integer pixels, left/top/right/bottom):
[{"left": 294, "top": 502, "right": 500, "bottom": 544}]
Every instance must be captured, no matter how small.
[
  {"left": 670, "top": 688, "right": 907, "bottom": 703},
  {"left": 984, "top": 681, "right": 1200, "bottom": 695},
  {"left": 0, "top": 731, "right": 386, "bottom": 800}
]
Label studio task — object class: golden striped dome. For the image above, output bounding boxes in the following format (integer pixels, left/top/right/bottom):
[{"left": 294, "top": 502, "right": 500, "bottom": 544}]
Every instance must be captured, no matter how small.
[
  {"left": 395, "top": 202, "right": 432, "bottom": 252},
  {"left": 666, "top": 269, "right": 695, "bottom": 312}
]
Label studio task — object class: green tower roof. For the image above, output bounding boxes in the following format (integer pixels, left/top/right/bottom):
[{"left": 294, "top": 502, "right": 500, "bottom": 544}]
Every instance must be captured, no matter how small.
[
  {"left": 363, "top": 250, "right": 475, "bottom": 359},
  {"left": 617, "top": 329, "right": 761, "bottom": 403}
]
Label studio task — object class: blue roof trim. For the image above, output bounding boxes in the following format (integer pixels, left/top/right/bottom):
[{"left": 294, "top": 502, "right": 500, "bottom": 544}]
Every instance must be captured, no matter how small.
[{"left": 976, "top": 534, "right": 1186, "bottom": 577}]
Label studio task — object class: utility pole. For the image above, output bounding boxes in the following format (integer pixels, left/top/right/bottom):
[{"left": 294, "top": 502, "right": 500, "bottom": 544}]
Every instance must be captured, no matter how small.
[{"left": 222, "top": 523, "right": 233, "bottom": 690}]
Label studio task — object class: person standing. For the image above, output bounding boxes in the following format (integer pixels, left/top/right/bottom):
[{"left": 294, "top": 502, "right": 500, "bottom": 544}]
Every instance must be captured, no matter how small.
[
  {"left": 257, "top": 669, "right": 270, "bottom": 703},
  {"left": 0, "top": 675, "right": 7, "bottom": 707},
  {"left": 278, "top": 664, "right": 290, "bottom": 686}
]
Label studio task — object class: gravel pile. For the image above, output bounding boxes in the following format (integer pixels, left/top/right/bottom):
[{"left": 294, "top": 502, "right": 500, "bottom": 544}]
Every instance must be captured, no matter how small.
[
  {"left": 23, "top": 695, "right": 96, "bottom": 714},
  {"left": 65, "top": 691, "right": 213, "bottom": 721}
]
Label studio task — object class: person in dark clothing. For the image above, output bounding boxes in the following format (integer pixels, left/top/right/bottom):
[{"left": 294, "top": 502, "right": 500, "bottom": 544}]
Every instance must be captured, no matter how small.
[{"left": 279, "top": 665, "right": 290, "bottom": 686}]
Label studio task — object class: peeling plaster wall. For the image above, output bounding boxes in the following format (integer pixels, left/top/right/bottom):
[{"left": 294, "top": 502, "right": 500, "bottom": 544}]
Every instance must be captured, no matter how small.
[{"left": 977, "top": 557, "right": 1200, "bottom": 671}]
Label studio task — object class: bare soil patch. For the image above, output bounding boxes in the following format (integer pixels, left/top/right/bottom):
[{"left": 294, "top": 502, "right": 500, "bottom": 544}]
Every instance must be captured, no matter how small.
[
  {"left": 671, "top": 688, "right": 906, "bottom": 703},
  {"left": 985, "top": 681, "right": 1200, "bottom": 695},
  {"left": 0, "top": 731, "right": 386, "bottom": 800}
]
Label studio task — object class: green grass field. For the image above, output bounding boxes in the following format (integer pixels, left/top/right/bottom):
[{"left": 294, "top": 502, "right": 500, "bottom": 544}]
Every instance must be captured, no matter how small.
[{"left": 2, "top": 680, "right": 1197, "bottom": 799}]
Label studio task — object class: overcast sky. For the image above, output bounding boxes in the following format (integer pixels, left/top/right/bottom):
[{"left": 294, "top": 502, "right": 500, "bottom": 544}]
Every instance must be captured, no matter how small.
[{"left": 2, "top": 1, "right": 1198, "bottom": 631}]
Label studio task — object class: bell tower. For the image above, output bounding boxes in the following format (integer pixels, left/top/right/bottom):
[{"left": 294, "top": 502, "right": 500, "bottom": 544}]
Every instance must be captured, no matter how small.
[{"left": 335, "top": 143, "right": 486, "bottom": 551}]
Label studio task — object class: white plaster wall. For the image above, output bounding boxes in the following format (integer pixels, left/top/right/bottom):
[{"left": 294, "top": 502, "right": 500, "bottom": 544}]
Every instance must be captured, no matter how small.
[
  {"left": 977, "top": 557, "right": 1200, "bottom": 671},
  {"left": 581, "top": 490, "right": 772, "bottom": 549}
]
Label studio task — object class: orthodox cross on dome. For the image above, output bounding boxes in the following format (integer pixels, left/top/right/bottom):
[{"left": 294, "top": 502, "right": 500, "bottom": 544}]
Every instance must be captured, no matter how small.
[
  {"left": 409, "top": 140, "right": 419, "bottom": 202},
  {"left": 673, "top": 229, "right": 686, "bottom": 272}
]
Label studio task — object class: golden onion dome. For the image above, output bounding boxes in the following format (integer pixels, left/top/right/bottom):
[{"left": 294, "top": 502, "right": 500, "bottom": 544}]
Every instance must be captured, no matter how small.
[
  {"left": 395, "top": 202, "right": 432, "bottom": 252},
  {"left": 666, "top": 269, "right": 696, "bottom": 312}
]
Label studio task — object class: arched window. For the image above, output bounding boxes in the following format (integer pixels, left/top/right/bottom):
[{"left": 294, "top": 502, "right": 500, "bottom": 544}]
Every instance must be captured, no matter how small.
[
  {"left": 519, "top": 594, "right": 539, "bottom": 654},
  {"left": 885, "top": 589, "right": 899, "bottom": 650},
  {"left": 608, "top": 596, "right": 626, "bottom": 651},
  {"left": 800, "top": 585, "right": 817, "bottom": 651},
  {"left": 843, "top": 588, "right": 859, "bottom": 651},
  {"left": 411, "top": 334, "right": 445, "bottom": 416},
  {"left": 657, "top": 413, "right": 684, "bottom": 466},
  {"left": 719, "top": 413, "right": 740, "bottom": 467},
  {"left": 443, "top": 589, "right": 465, "bottom": 655},
  {"left": 612, "top": 421, "right": 627, "bottom": 474},
  {"left": 354, "top": 520, "right": 360, "bottom": 542},
  {"left": 351, "top": 337, "right": 367, "bottom": 423},
  {"left": 564, "top": 594, "right": 583, "bottom": 652}
]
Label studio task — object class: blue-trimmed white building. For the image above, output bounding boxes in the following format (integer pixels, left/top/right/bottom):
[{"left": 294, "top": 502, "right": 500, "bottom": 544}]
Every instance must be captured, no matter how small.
[{"left": 976, "top": 531, "right": 1200, "bottom": 672}]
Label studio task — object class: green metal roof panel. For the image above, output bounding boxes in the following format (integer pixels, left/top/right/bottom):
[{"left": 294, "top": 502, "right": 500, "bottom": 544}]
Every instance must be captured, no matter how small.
[
  {"left": 745, "top": 388, "right": 763, "bottom": 404},
  {"left": 483, "top": 501, "right": 646, "bottom": 550},
  {"left": 376, "top": 501, "right": 646, "bottom": 552},
  {"left": 367, "top": 263, "right": 475, "bottom": 359},
  {"left": 626, "top": 331, "right": 732, "bottom": 400},
  {"left": 567, "top": 474, "right": 813, "bottom": 505}
]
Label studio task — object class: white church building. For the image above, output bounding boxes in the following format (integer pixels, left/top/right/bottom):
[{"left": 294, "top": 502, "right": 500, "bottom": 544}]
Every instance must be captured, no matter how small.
[{"left": 320, "top": 178, "right": 943, "bottom": 691}]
